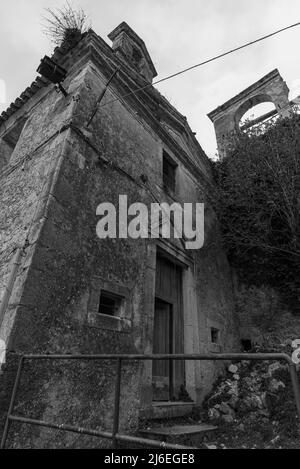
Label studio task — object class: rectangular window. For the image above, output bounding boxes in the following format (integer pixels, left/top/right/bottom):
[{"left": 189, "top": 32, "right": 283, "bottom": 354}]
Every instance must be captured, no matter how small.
[
  {"left": 163, "top": 151, "right": 177, "bottom": 193},
  {"left": 98, "top": 290, "right": 123, "bottom": 317},
  {"left": 211, "top": 327, "right": 220, "bottom": 344}
]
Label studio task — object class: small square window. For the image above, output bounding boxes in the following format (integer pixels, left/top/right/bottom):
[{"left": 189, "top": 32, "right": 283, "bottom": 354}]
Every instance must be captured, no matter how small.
[
  {"left": 99, "top": 290, "right": 123, "bottom": 317},
  {"left": 211, "top": 328, "right": 220, "bottom": 344},
  {"left": 163, "top": 151, "right": 177, "bottom": 193},
  {"left": 241, "top": 339, "right": 252, "bottom": 351}
]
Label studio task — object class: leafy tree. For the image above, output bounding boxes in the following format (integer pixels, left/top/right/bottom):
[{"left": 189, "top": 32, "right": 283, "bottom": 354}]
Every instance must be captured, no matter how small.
[{"left": 213, "top": 112, "right": 300, "bottom": 313}]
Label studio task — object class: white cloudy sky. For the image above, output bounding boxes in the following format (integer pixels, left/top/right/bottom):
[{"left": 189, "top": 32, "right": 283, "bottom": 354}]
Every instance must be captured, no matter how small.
[{"left": 0, "top": 0, "right": 300, "bottom": 157}]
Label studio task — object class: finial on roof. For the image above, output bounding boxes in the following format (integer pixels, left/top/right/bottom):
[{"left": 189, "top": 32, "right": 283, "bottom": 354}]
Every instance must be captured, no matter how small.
[{"left": 108, "top": 22, "right": 157, "bottom": 83}]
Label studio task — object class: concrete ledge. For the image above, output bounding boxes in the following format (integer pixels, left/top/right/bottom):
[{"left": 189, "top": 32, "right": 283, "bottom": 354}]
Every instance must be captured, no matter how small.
[{"left": 139, "top": 423, "right": 218, "bottom": 446}]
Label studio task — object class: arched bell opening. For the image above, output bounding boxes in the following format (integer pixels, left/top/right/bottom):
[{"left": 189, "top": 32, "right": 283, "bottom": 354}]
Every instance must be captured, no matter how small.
[{"left": 235, "top": 94, "right": 278, "bottom": 133}]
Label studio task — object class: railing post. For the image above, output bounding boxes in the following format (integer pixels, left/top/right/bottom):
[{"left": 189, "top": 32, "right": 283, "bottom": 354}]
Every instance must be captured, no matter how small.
[
  {"left": 112, "top": 358, "right": 122, "bottom": 449},
  {"left": 1, "top": 355, "right": 24, "bottom": 449},
  {"left": 169, "top": 357, "right": 174, "bottom": 401},
  {"left": 288, "top": 362, "right": 300, "bottom": 422}
]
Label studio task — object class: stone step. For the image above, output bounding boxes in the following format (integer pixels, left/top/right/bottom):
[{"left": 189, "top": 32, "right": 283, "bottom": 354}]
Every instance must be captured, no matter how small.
[
  {"left": 140, "top": 401, "right": 196, "bottom": 420},
  {"left": 139, "top": 423, "right": 218, "bottom": 446}
]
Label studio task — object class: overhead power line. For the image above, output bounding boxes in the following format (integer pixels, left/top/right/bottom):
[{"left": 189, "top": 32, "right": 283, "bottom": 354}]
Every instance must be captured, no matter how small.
[{"left": 99, "top": 21, "right": 300, "bottom": 109}]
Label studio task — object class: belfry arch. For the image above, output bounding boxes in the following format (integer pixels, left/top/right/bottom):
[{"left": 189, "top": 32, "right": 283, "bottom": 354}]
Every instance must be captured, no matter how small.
[
  {"left": 208, "top": 69, "right": 292, "bottom": 157},
  {"left": 235, "top": 93, "right": 274, "bottom": 128}
]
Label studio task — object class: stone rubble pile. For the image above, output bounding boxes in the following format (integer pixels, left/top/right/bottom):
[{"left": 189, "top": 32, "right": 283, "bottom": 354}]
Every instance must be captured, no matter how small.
[{"left": 205, "top": 359, "right": 291, "bottom": 429}]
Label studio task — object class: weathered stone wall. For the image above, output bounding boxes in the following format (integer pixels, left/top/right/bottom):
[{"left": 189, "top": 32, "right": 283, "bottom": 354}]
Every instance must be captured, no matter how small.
[
  {"left": 0, "top": 35, "right": 239, "bottom": 447},
  {"left": 0, "top": 72, "right": 89, "bottom": 447},
  {"left": 0, "top": 108, "right": 74, "bottom": 348}
]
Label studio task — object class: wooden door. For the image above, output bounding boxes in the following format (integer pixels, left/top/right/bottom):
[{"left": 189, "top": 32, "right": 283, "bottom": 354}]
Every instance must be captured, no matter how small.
[
  {"left": 152, "top": 299, "right": 172, "bottom": 401},
  {"left": 152, "top": 255, "right": 185, "bottom": 401}
]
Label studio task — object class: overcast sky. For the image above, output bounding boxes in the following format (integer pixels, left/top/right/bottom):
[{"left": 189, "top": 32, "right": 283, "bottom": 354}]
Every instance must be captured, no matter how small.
[{"left": 1, "top": 0, "right": 300, "bottom": 157}]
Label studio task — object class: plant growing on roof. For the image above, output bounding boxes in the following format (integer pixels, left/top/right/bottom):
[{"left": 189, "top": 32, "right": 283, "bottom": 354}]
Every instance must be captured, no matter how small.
[{"left": 42, "top": 1, "right": 90, "bottom": 49}]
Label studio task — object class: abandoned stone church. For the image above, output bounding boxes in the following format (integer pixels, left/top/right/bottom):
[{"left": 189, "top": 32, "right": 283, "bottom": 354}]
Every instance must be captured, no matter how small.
[{"left": 0, "top": 22, "right": 295, "bottom": 447}]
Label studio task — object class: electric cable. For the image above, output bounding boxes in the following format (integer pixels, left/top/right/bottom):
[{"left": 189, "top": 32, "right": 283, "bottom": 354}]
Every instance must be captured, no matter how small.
[{"left": 98, "top": 22, "right": 300, "bottom": 109}]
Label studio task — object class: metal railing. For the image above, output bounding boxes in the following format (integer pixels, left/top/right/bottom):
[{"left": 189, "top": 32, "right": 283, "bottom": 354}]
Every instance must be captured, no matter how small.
[{"left": 1, "top": 352, "right": 300, "bottom": 449}]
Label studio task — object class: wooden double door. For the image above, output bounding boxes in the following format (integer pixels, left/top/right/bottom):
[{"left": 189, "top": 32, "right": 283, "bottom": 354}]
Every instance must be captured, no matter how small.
[{"left": 152, "top": 255, "right": 185, "bottom": 401}]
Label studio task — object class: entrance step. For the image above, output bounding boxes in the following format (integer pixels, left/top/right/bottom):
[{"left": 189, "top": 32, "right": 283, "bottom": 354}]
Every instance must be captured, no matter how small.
[
  {"left": 141, "top": 402, "right": 196, "bottom": 420},
  {"left": 139, "top": 424, "right": 218, "bottom": 446}
]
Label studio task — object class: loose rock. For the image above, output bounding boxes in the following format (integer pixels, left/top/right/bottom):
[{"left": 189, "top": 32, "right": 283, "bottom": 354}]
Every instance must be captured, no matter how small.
[{"left": 229, "top": 364, "right": 238, "bottom": 374}]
